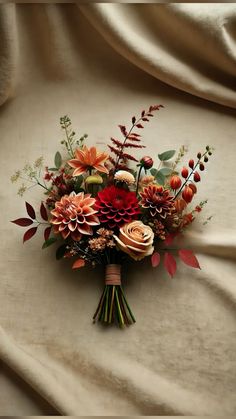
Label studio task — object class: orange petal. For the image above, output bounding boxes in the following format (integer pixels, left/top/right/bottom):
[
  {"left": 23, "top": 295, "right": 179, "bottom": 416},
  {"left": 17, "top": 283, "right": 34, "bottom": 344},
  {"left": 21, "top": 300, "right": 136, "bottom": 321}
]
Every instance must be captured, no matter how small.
[{"left": 72, "top": 258, "right": 85, "bottom": 269}]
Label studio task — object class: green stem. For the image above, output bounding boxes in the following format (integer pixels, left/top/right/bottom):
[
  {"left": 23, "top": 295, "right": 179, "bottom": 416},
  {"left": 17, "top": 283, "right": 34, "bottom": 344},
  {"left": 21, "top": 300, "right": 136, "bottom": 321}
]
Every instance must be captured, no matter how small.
[{"left": 136, "top": 165, "right": 143, "bottom": 196}]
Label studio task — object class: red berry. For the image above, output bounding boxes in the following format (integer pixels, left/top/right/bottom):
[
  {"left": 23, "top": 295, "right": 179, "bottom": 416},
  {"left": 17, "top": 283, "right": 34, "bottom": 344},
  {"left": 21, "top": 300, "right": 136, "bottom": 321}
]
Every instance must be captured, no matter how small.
[
  {"left": 170, "top": 175, "right": 182, "bottom": 190},
  {"left": 140, "top": 156, "right": 153, "bottom": 169},
  {"left": 181, "top": 167, "right": 189, "bottom": 179},
  {"left": 189, "top": 183, "right": 197, "bottom": 194},
  {"left": 197, "top": 152, "right": 201, "bottom": 159},
  {"left": 199, "top": 163, "right": 205, "bottom": 171},
  {"left": 182, "top": 186, "right": 194, "bottom": 203},
  {"left": 194, "top": 172, "right": 201, "bottom": 182},
  {"left": 189, "top": 159, "right": 194, "bottom": 169}
]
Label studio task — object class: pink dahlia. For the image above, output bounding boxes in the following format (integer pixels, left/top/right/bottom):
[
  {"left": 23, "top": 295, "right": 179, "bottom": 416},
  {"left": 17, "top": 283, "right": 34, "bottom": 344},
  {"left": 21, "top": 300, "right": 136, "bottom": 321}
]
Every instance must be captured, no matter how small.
[
  {"left": 51, "top": 192, "right": 100, "bottom": 241},
  {"left": 95, "top": 186, "right": 140, "bottom": 229}
]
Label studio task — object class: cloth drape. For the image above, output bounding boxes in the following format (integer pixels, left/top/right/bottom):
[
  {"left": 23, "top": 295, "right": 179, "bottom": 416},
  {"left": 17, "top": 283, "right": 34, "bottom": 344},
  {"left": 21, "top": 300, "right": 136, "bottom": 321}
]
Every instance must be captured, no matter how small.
[{"left": 0, "top": 3, "right": 236, "bottom": 415}]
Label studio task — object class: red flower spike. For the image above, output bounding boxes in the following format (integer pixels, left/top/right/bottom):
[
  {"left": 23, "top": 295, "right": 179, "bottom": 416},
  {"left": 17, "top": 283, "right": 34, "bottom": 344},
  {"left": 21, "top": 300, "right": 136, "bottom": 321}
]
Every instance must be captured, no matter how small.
[
  {"left": 181, "top": 167, "right": 189, "bottom": 179},
  {"left": 164, "top": 252, "right": 177, "bottom": 277},
  {"left": 194, "top": 172, "right": 201, "bottom": 182},
  {"left": 23, "top": 226, "right": 38, "bottom": 243},
  {"left": 44, "top": 226, "right": 52, "bottom": 241},
  {"left": 25, "top": 202, "right": 36, "bottom": 219},
  {"left": 151, "top": 252, "right": 161, "bottom": 268},
  {"left": 179, "top": 249, "right": 201, "bottom": 269},
  {"left": 72, "top": 259, "right": 85, "bottom": 269},
  {"left": 189, "top": 159, "right": 194, "bottom": 169},
  {"left": 170, "top": 175, "right": 182, "bottom": 190},
  {"left": 40, "top": 202, "right": 48, "bottom": 221},
  {"left": 11, "top": 218, "right": 34, "bottom": 227}
]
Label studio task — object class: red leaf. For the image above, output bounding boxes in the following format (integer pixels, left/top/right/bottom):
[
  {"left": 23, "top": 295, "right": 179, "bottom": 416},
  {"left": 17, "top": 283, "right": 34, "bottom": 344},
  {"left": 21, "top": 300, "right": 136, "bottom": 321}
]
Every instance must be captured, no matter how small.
[
  {"left": 25, "top": 202, "right": 36, "bottom": 219},
  {"left": 44, "top": 226, "right": 51, "bottom": 241},
  {"left": 141, "top": 110, "right": 145, "bottom": 117},
  {"left": 118, "top": 125, "right": 127, "bottom": 137},
  {"left": 179, "top": 249, "right": 201, "bottom": 269},
  {"left": 136, "top": 124, "right": 144, "bottom": 128},
  {"left": 164, "top": 252, "right": 177, "bottom": 277},
  {"left": 164, "top": 233, "right": 176, "bottom": 246},
  {"left": 151, "top": 252, "right": 160, "bottom": 268},
  {"left": 132, "top": 116, "right": 136, "bottom": 124},
  {"left": 40, "top": 202, "right": 48, "bottom": 221},
  {"left": 23, "top": 226, "right": 38, "bottom": 243},
  {"left": 142, "top": 118, "right": 149, "bottom": 122},
  {"left": 72, "top": 258, "right": 85, "bottom": 269},
  {"left": 11, "top": 218, "right": 33, "bottom": 227}
]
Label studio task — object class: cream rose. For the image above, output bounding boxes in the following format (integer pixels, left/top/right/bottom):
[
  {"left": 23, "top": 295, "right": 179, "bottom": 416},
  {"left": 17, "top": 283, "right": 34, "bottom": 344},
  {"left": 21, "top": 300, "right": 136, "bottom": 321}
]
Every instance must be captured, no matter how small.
[{"left": 114, "top": 220, "right": 154, "bottom": 261}]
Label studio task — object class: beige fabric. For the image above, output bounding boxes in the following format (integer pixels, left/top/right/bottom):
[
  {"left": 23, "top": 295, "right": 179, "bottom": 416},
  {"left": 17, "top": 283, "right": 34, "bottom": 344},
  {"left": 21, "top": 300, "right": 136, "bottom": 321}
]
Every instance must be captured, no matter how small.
[{"left": 0, "top": 3, "right": 236, "bottom": 416}]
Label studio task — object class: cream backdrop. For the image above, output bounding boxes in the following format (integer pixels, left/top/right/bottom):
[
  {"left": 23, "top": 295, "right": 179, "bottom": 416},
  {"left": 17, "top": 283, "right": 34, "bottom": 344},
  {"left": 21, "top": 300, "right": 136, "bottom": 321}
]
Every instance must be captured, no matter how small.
[{"left": 0, "top": 3, "right": 236, "bottom": 416}]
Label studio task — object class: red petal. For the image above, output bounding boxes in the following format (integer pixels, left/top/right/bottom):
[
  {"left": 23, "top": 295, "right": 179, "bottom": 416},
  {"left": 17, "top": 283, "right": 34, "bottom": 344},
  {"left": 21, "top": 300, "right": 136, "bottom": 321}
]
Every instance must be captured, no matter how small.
[
  {"left": 44, "top": 226, "right": 51, "bottom": 241},
  {"left": 164, "top": 252, "right": 177, "bottom": 277},
  {"left": 23, "top": 227, "right": 38, "bottom": 243},
  {"left": 72, "top": 259, "right": 85, "bottom": 269},
  {"left": 179, "top": 249, "right": 201, "bottom": 269},
  {"left": 151, "top": 252, "right": 160, "bottom": 268},
  {"left": 40, "top": 202, "right": 48, "bottom": 221},
  {"left": 11, "top": 218, "right": 33, "bottom": 227},
  {"left": 25, "top": 202, "right": 36, "bottom": 219}
]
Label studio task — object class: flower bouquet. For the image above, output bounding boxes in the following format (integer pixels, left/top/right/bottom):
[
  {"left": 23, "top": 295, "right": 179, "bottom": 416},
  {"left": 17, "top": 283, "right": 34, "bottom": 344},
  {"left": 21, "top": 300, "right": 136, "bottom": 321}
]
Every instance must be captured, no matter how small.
[{"left": 11, "top": 105, "right": 213, "bottom": 327}]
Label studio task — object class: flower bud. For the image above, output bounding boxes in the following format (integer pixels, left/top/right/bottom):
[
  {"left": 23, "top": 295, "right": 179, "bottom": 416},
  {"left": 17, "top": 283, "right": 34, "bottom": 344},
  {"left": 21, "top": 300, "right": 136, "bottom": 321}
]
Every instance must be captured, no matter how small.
[
  {"left": 170, "top": 175, "right": 182, "bottom": 190},
  {"left": 189, "top": 183, "right": 197, "bottom": 194},
  {"left": 140, "top": 156, "right": 153, "bottom": 169},
  {"left": 197, "top": 152, "right": 201, "bottom": 159},
  {"left": 199, "top": 163, "right": 205, "bottom": 171},
  {"left": 194, "top": 172, "right": 201, "bottom": 182},
  {"left": 175, "top": 198, "right": 187, "bottom": 212},
  {"left": 181, "top": 167, "right": 189, "bottom": 179},
  {"left": 182, "top": 185, "right": 194, "bottom": 203},
  {"left": 189, "top": 159, "right": 194, "bottom": 169},
  {"left": 85, "top": 174, "right": 103, "bottom": 184}
]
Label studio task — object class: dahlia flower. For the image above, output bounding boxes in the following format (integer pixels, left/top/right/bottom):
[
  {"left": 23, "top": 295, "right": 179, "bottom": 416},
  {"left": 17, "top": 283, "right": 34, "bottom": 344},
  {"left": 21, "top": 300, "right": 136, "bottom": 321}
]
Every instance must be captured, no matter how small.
[
  {"left": 51, "top": 192, "right": 100, "bottom": 241},
  {"left": 68, "top": 146, "right": 109, "bottom": 176},
  {"left": 95, "top": 185, "right": 140, "bottom": 229},
  {"left": 140, "top": 184, "right": 174, "bottom": 219}
]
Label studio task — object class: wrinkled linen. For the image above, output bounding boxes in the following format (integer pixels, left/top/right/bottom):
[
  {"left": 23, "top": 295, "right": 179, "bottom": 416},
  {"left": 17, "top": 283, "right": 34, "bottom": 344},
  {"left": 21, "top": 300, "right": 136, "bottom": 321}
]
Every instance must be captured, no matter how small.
[{"left": 0, "top": 3, "right": 236, "bottom": 416}]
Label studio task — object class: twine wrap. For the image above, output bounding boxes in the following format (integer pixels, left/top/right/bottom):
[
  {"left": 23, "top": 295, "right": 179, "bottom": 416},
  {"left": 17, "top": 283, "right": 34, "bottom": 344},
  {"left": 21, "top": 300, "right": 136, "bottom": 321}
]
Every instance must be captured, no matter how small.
[{"left": 105, "top": 264, "right": 121, "bottom": 285}]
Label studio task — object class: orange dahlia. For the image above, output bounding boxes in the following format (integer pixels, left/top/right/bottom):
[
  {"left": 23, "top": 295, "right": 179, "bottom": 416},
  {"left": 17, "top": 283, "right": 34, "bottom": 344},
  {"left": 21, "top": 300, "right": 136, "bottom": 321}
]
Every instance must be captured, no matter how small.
[
  {"left": 51, "top": 192, "right": 100, "bottom": 241},
  {"left": 68, "top": 146, "right": 109, "bottom": 176},
  {"left": 140, "top": 184, "right": 174, "bottom": 219}
]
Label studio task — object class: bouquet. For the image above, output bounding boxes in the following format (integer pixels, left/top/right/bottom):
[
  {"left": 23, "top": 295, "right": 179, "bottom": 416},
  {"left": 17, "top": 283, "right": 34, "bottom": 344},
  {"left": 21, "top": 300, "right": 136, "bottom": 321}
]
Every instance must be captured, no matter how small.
[{"left": 11, "top": 105, "right": 213, "bottom": 327}]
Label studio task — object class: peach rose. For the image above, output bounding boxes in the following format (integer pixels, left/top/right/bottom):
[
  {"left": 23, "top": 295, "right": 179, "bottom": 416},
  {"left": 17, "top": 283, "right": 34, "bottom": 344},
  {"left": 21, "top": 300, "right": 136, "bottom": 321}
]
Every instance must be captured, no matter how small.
[{"left": 114, "top": 220, "right": 154, "bottom": 261}]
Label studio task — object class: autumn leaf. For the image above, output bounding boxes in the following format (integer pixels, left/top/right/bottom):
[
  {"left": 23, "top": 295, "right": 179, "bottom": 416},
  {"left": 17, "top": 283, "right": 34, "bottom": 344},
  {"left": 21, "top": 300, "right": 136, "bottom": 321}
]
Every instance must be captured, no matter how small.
[
  {"left": 23, "top": 227, "right": 38, "bottom": 243},
  {"left": 44, "top": 226, "right": 51, "bottom": 241},
  {"left": 164, "top": 252, "right": 177, "bottom": 277},
  {"left": 151, "top": 252, "right": 161, "bottom": 268},
  {"left": 179, "top": 249, "right": 201, "bottom": 269},
  {"left": 25, "top": 202, "right": 36, "bottom": 219},
  {"left": 72, "top": 259, "right": 85, "bottom": 269},
  {"left": 40, "top": 202, "right": 48, "bottom": 221},
  {"left": 11, "top": 218, "right": 33, "bottom": 227}
]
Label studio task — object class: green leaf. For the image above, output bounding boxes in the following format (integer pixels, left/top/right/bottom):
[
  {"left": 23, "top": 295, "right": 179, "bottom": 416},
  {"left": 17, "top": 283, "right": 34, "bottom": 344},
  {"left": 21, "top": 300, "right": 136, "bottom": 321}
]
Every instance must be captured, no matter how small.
[
  {"left": 56, "top": 244, "right": 68, "bottom": 260},
  {"left": 74, "top": 175, "right": 84, "bottom": 192},
  {"left": 48, "top": 167, "right": 58, "bottom": 171},
  {"left": 42, "top": 237, "right": 57, "bottom": 249},
  {"left": 159, "top": 167, "right": 173, "bottom": 176},
  {"left": 150, "top": 168, "right": 158, "bottom": 177},
  {"left": 158, "top": 150, "right": 176, "bottom": 161},
  {"left": 155, "top": 171, "right": 166, "bottom": 185},
  {"left": 54, "top": 151, "right": 62, "bottom": 169}
]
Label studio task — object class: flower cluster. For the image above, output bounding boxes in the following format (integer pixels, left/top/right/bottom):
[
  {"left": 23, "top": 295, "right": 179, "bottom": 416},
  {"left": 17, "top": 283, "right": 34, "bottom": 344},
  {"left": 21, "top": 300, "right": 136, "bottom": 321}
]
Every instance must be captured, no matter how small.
[{"left": 11, "top": 106, "right": 214, "bottom": 327}]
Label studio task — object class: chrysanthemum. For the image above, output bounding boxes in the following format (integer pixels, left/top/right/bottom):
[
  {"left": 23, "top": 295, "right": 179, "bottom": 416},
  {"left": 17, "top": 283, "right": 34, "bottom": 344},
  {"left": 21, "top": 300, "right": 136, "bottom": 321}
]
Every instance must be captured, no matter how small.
[
  {"left": 114, "top": 170, "right": 135, "bottom": 185},
  {"left": 95, "top": 185, "right": 140, "bottom": 229},
  {"left": 68, "top": 146, "right": 109, "bottom": 176},
  {"left": 140, "top": 184, "right": 174, "bottom": 219},
  {"left": 51, "top": 192, "right": 100, "bottom": 241}
]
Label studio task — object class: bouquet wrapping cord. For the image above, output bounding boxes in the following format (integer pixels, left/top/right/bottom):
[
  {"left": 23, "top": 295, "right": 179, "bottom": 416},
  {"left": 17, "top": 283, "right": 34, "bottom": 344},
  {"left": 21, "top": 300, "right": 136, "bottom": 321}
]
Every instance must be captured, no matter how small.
[{"left": 11, "top": 105, "right": 213, "bottom": 327}]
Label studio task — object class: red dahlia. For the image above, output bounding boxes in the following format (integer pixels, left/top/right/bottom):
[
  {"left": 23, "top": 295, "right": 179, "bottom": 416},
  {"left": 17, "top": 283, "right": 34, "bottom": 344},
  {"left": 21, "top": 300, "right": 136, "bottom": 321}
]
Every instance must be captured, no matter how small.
[{"left": 95, "top": 186, "right": 140, "bottom": 229}]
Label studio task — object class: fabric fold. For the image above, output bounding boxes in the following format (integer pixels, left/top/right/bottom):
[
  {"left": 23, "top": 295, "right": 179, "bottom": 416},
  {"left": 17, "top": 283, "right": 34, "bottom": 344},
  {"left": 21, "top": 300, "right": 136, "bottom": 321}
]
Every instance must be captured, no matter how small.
[{"left": 79, "top": 4, "right": 236, "bottom": 109}]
